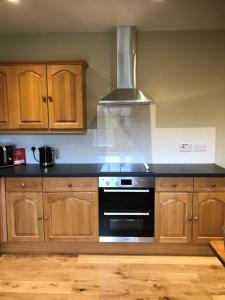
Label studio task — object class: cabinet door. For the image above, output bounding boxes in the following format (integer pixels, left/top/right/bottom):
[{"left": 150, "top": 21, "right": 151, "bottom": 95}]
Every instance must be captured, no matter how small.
[
  {"left": 47, "top": 65, "right": 84, "bottom": 129},
  {"left": 6, "top": 192, "right": 44, "bottom": 241},
  {"left": 43, "top": 192, "right": 98, "bottom": 242},
  {"left": 0, "top": 66, "right": 14, "bottom": 129},
  {"left": 12, "top": 65, "right": 49, "bottom": 129},
  {"left": 193, "top": 192, "right": 225, "bottom": 243},
  {"left": 156, "top": 192, "right": 192, "bottom": 243}
]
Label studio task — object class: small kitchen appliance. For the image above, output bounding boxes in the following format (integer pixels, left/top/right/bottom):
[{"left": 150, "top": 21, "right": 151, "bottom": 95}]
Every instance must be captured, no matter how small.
[
  {"left": 99, "top": 176, "right": 154, "bottom": 242},
  {"left": 0, "top": 145, "right": 14, "bottom": 168},
  {"left": 32, "top": 146, "right": 58, "bottom": 167}
]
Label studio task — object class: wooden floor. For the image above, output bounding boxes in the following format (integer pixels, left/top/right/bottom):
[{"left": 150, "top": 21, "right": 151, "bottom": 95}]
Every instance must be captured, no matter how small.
[{"left": 0, "top": 254, "right": 224, "bottom": 299}]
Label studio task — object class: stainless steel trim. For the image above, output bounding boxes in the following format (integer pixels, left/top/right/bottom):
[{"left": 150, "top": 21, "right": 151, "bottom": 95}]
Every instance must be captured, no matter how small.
[
  {"left": 104, "top": 212, "right": 150, "bottom": 216},
  {"left": 99, "top": 236, "right": 154, "bottom": 243},
  {"left": 103, "top": 189, "right": 149, "bottom": 193},
  {"left": 99, "top": 176, "right": 154, "bottom": 188}
]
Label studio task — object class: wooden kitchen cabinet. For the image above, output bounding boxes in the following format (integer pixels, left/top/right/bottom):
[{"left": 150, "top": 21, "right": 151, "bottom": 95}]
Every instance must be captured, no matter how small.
[
  {"left": 0, "top": 66, "right": 14, "bottom": 129},
  {"left": 43, "top": 191, "right": 98, "bottom": 242},
  {"left": 6, "top": 192, "right": 44, "bottom": 242},
  {"left": 193, "top": 192, "right": 225, "bottom": 243},
  {"left": 156, "top": 192, "right": 192, "bottom": 243},
  {"left": 47, "top": 64, "right": 85, "bottom": 129},
  {"left": 0, "top": 61, "right": 87, "bottom": 132},
  {"left": 12, "top": 65, "right": 49, "bottom": 129}
]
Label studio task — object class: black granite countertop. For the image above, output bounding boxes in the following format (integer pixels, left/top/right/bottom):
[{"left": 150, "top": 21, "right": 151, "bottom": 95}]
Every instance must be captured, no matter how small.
[{"left": 0, "top": 163, "right": 225, "bottom": 177}]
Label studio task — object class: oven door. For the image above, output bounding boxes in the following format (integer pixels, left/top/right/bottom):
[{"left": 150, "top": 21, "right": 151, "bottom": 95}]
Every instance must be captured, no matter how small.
[{"left": 99, "top": 188, "right": 154, "bottom": 242}]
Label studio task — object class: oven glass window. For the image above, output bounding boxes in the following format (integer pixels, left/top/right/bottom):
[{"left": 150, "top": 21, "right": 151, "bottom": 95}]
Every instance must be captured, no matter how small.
[{"left": 109, "top": 218, "right": 144, "bottom": 235}]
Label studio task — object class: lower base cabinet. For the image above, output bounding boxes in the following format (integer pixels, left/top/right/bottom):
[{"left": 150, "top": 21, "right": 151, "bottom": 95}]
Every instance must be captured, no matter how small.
[
  {"left": 156, "top": 191, "right": 225, "bottom": 244},
  {"left": 193, "top": 192, "right": 225, "bottom": 243},
  {"left": 43, "top": 192, "right": 98, "bottom": 242},
  {"left": 156, "top": 192, "right": 193, "bottom": 243},
  {"left": 6, "top": 192, "right": 44, "bottom": 242}
]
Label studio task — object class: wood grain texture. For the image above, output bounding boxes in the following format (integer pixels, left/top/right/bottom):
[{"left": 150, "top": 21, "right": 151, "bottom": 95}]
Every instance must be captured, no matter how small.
[
  {"left": 194, "top": 177, "right": 225, "bottom": 192},
  {"left": 193, "top": 192, "right": 225, "bottom": 243},
  {"left": 47, "top": 64, "right": 85, "bottom": 129},
  {"left": 12, "top": 65, "right": 49, "bottom": 129},
  {"left": 6, "top": 178, "right": 43, "bottom": 192},
  {"left": 6, "top": 192, "right": 44, "bottom": 242},
  {"left": 0, "top": 66, "right": 14, "bottom": 129},
  {"left": 0, "top": 254, "right": 223, "bottom": 299},
  {"left": 209, "top": 241, "right": 225, "bottom": 266},
  {"left": 0, "top": 241, "right": 212, "bottom": 256},
  {"left": 43, "top": 192, "right": 98, "bottom": 242},
  {"left": 43, "top": 177, "right": 98, "bottom": 192},
  {"left": 156, "top": 177, "right": 193, "bottom": 192},
  {"left": 156, "top": 192, "right": 193, "bottom": 243}
]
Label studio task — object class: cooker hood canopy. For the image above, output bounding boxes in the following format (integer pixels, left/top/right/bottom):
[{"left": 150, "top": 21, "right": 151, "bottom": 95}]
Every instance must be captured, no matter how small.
[{"left": 99, "top": 26, "right": 152, "bottom": 105}]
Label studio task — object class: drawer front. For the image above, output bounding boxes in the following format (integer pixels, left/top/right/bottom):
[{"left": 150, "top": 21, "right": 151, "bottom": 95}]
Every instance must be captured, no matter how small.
[
  {"left": 194, "top": 177, "right": 225, "bottom": 192},
  {"left": 43, "top": 177, "right": 98, "bottom": 192},
  {"left": 156, "top": 177, "right": 193, "bottom": 192},
  {"left": 6, "top": 178, "right": 42, "bottom": 192}
]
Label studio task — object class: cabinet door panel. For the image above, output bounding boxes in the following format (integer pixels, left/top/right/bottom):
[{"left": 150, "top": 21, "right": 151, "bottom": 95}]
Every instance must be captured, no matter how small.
[
  {"left": 13, "top": 65, "right": 48, "bottom": 129},
  {"left": 193, "top": 192, "right": 225, "bottom": 243},
  {"left": 0, "top": 66, "right": 14, "bottom": 129},
  {"left": 43, "top": 192, "right": 98, "bottom": 241},
  {"left": 6, "top": 192, "right": 44, "bottom": 241},
  {"left": 47, "top": 65, "right": 84, "bottom": 129},
  {"left": 156, "top": 192, "right": 192, "bottom": 243}
]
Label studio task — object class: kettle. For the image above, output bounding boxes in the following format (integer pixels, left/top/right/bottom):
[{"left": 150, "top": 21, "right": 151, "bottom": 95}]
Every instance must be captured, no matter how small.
[{"left": 32, "top": 146, "right": 58, "bottom": 167}]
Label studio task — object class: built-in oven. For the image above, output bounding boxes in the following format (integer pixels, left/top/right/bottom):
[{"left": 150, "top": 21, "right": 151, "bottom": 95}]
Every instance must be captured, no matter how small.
[{"left": 99, "top": 177, "right": 154, "bottom": 242}]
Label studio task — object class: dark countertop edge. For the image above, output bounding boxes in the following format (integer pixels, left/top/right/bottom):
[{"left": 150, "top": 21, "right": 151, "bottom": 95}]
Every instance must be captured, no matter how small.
[
  {"left": 1, "top": 164, "right": 225, "bottom": 177},
  {"left": 1, "top": 173, "right": 225, "bottom": 178}
]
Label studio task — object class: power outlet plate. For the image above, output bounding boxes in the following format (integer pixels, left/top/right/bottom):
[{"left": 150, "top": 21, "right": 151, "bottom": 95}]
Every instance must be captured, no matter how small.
[
  {"left": 194, "top": 144, "right": 207, "bottom": 152},
  {"left": 180, "top": 144, "right": 192, "bottom": 152}
]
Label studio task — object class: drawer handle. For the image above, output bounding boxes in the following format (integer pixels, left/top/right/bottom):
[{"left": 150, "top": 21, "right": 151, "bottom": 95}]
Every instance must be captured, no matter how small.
[
  {"left": 172, "top": 184, "right": 177, "bottom": 188},
  {"left": 38, "top": 216, "right": 43, "bottom": 221},
  {"left": 187, "top": 216, "right": 192, "bottom": 221},
  {"left": 194, "top": 216, "right": 199, "bottom": 221},
  {"left": 44, "top": 216, "right": 48, "bottom": 221},
  {"left": 68, "top": 183, "right": 72, "bottom": 188},
  {"left": 211, "top": 184, "right": 217, "bottom": 188},
  {"left": 21, "top": 183, "right": 25, "bottom": 188}
]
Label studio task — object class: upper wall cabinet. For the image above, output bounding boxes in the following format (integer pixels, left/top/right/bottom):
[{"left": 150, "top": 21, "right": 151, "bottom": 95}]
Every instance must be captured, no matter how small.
[
  {"left": 47, "top": 65, "right": 84, "bottom": 129},
  {"left": 0, "top": 61, "right": 88, "bottom": 133},
  {"left": 13, "top": 65, "right": 49, "bottom": 129},
  {"left": 0, "top": 66, "right": 14, "bottom": 129}
]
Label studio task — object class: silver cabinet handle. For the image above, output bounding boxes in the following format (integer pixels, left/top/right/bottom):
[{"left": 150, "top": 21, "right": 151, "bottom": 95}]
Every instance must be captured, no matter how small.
[
  {"left": 103, "top": 189, "right": 149, "bottom": 193},
  {"left": 104, "top": 212, "right": 150, "bottom": 216}
]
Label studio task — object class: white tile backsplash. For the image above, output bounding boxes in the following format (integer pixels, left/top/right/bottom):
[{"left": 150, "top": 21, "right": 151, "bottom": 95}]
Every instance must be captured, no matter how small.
[{"left": 0, "top": 103, "right": 216, "bottom": 164}]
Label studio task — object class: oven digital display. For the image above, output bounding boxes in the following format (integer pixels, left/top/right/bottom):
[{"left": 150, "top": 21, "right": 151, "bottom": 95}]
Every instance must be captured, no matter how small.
[{"left": 121, "top": 179, "right": 132, "bottom": 185}]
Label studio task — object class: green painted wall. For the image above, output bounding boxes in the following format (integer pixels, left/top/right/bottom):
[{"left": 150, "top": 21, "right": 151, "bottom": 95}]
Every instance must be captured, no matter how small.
[{"left": 0, "top": 30, "right": 225, "bottom": 166}]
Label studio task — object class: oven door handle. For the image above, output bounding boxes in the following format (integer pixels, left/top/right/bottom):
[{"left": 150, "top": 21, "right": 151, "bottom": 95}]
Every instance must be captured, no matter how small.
[
  {"left": 103, "top": 189, "right": 150, "bottom": 193},
  {"left": 104, "top": 211, "right": 151, "bottom": 216}
]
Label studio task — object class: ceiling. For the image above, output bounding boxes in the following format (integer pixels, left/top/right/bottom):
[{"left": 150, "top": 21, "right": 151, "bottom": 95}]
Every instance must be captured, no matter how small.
[{"left": 0, "top": 0, "right": 225, "bottom": 33}]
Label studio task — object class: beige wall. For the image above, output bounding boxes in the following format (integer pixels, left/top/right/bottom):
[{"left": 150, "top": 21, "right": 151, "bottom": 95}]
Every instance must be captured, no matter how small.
[{"left": 0, "top": 30, "right": 225, "bottom": 166}]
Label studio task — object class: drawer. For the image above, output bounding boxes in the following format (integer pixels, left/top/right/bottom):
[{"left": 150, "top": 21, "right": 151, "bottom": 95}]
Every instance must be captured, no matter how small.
[
  {"left": 43, "top": 177, "right": 98, "bottom": 192},
  {"left": 6, "top": 177, "right": 42, "bottom": 192},
  {"left": 155, "top": 177, "right": 193, "bottom": 192},
  {"left": 194, "top": 177, "right": 225, "bottom": 192}
]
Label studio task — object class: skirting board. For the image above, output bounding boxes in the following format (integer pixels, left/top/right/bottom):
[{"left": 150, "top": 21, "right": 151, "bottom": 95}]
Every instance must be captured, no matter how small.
[{"left": 0, "top": 242, "right": 212, "bottom": 256}]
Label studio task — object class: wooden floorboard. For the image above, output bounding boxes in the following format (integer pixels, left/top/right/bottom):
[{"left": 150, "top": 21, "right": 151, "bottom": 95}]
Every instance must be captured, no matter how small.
[{"left": 0, "top": 254, "right": 224, "bottom": 299}]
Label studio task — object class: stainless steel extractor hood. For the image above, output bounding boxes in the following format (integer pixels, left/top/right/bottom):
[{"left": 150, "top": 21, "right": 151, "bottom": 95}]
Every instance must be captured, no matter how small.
[{"left": 99, "top": 26, "right": 152, "bottom": 105}]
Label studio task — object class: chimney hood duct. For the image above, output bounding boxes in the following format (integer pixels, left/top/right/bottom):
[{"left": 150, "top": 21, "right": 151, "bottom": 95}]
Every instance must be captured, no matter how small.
[{"left": 99, "top": 26, "right": 152, "bottom": 105}]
